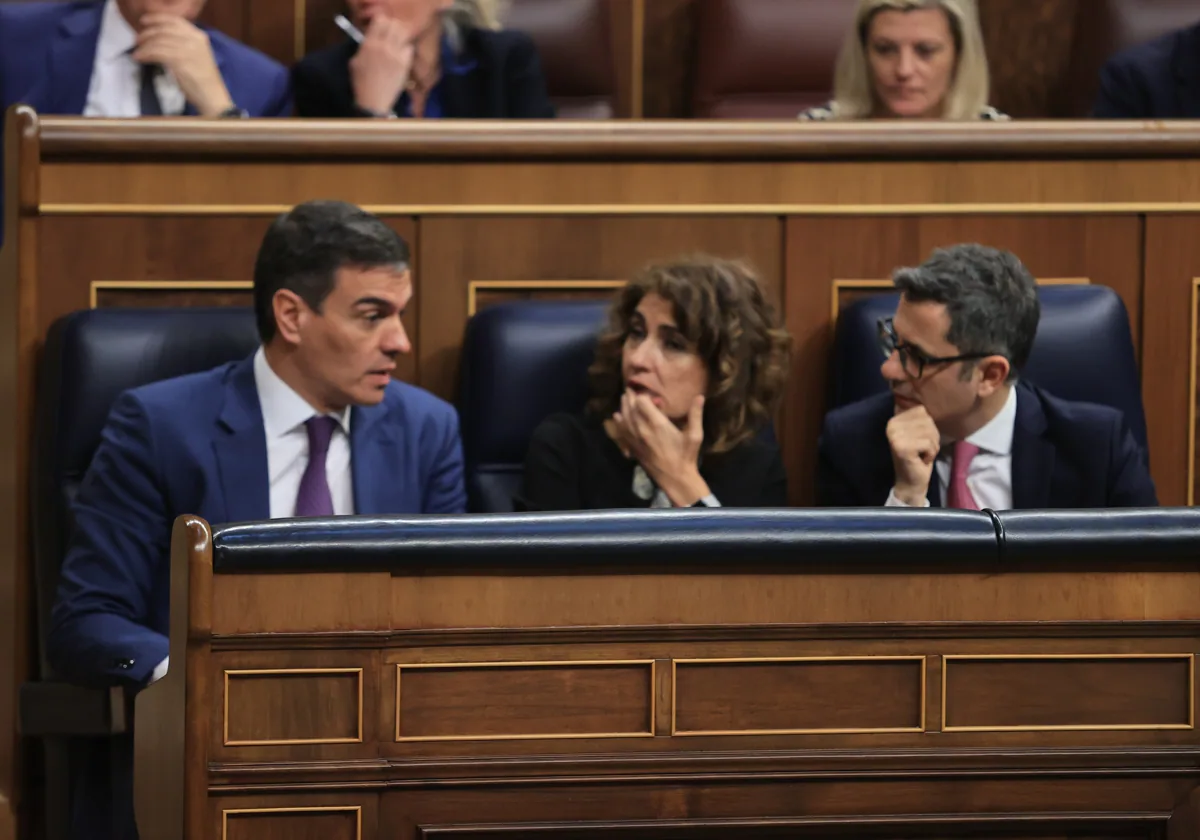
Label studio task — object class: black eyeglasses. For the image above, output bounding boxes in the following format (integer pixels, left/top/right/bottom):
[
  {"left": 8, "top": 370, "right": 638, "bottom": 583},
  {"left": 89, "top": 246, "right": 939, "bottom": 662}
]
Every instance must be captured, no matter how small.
[{"left": 877, "top": 317, "right": 998, "bottom": 379}]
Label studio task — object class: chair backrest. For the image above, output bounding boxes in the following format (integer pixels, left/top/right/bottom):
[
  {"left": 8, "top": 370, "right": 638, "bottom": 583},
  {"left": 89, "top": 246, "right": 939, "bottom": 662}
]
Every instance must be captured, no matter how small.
[
  {"left": 828, "top": 284, "right": 1149, "bottom": 453},
  {"left": 31, "top": 307, "right": 259, "bottom": 675},
  {"left": 458, "top": 300, "right": 609, "bottom": 512},
  {"left": 691, "top": 0, "right": 857, "bottom": 118},
  {"left": 1057, "top": 0, "right": 1199, "bottom": 116},
  {"left": 503, "top": 0, "right": 617, "bottom": 118}
]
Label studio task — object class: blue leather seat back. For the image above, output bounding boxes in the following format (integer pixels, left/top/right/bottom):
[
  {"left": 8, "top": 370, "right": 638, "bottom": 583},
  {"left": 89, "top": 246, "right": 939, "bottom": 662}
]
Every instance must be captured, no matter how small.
[
  {"left": 829, "top": 284, "right": 1148, "bottom": 453},
  {"left": 32, "top": 307, "right": 259, "bottom": 673},
  {"left": 458, "top": 301, "right": 610, "bottom": 513}
]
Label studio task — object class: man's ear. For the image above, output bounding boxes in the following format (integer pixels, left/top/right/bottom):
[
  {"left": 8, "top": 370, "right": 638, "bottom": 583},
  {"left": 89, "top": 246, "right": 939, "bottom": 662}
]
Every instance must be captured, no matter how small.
[
  {"left": 976, "top": 355, "right": 1011, "bottom": 396},
  {"left": 272, "top": 289, "right": 307, "bottom": 346}
]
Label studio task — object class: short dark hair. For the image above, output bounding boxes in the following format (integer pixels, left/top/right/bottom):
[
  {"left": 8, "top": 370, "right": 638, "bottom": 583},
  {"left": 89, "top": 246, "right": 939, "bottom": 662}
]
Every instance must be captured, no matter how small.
[
  {"left": 253, "top": 200, "right": 410, "bottom": 342},
  {"left": 587, "top": 255, "right": 792, "bottom": 454},
  {"left": 892, "top": 243, "right": 1040, "bottom": 381}
]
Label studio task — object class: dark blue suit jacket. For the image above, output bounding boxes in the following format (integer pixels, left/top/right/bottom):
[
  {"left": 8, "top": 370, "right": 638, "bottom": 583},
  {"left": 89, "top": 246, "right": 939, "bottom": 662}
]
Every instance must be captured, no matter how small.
[
  {"left": 48, "top": 354, "right": 465, "bottom": 840},
  {"left": 0, "top": 1, "right": 292, "bottom": 244},
  {"left": 49, "top": 354, "right": 465, "bottom": 685},
  {"left": 816, "top": 381, "right": 1158, "bottom": 508},
  {"left": 1093, "top": 21, "right": 1200, "bottom": 118}
]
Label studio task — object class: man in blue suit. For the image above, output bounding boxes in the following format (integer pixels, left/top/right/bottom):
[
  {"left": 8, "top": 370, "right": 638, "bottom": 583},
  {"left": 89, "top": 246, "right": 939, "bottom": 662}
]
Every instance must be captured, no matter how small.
[
  {"left": 0, "top": 0, "right": 291, "bottom": 243},
  {"left": 817, "top": 244, "right": 1157, "bottom": 510},
  {"left": 48, "top": 200, "right": 466, "bottom": 839},
  {"left": 1092, "top": 19, "right": 1200, "bottom": 118}
]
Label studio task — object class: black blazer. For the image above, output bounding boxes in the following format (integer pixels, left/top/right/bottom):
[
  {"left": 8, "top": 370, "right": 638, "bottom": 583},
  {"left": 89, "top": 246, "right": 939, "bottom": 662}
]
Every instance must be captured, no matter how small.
[
  {"left": 816, "top": 381, "right": 1158, "bottom": 509},
  {"left": 292, "top": 26, "right": 555, "bottom": 118},
  {"left": 1093, "top": 21, "right": 1200, "bottom": 118},
  {"left": 517, "top": 413, "right": 788, "bottom": 511}
]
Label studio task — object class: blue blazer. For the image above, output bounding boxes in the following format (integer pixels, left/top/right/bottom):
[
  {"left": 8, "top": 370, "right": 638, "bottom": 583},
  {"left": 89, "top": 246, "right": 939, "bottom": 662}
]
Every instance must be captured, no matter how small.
[
  {"left": 1092, "top": 21, "right": 1200, "bottom": 119},
  {"left": 816, "top": 381, "right": 1158, "bottom": 508},
  {"left": 0, "top": 1, "right": 292, "bottom": 245},
  {"left": 48, "top": 355, "right": 466, "bottom": 686}
]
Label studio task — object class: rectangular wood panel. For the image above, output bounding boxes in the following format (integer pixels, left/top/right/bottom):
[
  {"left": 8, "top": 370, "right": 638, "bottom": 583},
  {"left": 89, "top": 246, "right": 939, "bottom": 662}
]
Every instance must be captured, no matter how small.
[
  {"left": 224, "top": 669, "right": 363, "bottom": 746},
  {"left": 943, "top": 655, "right": 1194, "bottom": 731},
  {"left": 396, "top": 661, "right": 655, "bottom": 741},
  {"left": 673, "top": 657, "right": 925, "bottom": 735},
  {"left": 223, "top": 807, "right": 361, "bottom": 840}
]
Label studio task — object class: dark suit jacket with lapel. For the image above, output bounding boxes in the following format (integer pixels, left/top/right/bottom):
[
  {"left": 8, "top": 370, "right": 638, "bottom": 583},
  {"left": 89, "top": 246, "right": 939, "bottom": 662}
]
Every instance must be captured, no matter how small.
[
  {"left": 49, "top": 353, "right": 465, "bottom": 686},
  {"left": 816, "top": 380, "right": 1158, "bottom": 509},
  {"left": 291, "top": 26, "right": 555, "bottom": 118},
  {"left": 0, "top": 1, "right": 292, "bottom": 245},
  {"left": 1092, "top": 20, "right": 1200, "bottom": 118}
]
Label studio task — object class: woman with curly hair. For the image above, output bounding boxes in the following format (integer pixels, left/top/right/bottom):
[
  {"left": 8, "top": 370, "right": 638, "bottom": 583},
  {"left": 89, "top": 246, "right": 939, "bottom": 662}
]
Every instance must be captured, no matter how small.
[{"left": 517, "top": 256, "right": 792, "bottom": 511}]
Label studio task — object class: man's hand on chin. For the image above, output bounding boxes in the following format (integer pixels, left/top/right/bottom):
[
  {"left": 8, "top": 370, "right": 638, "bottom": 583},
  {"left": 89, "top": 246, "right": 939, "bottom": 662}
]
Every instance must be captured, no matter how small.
[{"left": 133, "top": 13, "right": 235, "bottom": 117}]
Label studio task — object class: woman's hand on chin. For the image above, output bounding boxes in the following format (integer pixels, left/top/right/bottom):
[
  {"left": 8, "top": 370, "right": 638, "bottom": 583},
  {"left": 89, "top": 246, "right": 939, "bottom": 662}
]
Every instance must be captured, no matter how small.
[{"left": 612, "top": 393, "right": 711, "bottom": 506}]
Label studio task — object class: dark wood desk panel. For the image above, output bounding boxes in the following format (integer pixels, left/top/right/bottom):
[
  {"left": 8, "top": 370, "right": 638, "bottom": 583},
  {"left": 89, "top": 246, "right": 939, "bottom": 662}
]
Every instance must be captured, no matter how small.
[{"left": 131, "top": 517, "right": 1200, "bottom": 839}]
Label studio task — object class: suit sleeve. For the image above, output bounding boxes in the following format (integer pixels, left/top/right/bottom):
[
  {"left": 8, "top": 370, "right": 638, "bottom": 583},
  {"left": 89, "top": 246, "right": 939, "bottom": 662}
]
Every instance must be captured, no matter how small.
[
  {"left": 260, "top": 64, "right": 293, "bottom": 117},
  {"left": 48, "top": 393, "right": 170, "bottom": 687},
  {"left": 292, "top": 59, "right": 356, "bottom": 117},
  {"left": 422, "top": 405, "right": 467, "bottom": 513},
  {"left": 1106, "top": 414, "right": 1159, "bottom": 506},
  {"left": 515, "top": 418, "right": 581, "bottom": 511},
  {"left": 1092, "top": 56, "right": 1150, "bottom": 118},
  {"left": 505, "top": 32, "right": 556, "bottom": 118},
  {"left": 815, "top": 418, "right": 862, "bottom": 506}
]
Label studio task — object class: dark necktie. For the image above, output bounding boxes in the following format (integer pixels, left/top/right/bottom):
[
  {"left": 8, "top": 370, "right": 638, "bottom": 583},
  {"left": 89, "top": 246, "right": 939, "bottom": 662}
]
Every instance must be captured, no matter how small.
[
  {"left": 294, "top": 416, "right": 338, "bottom": 517},
  {"left": 139, "top": 63, "right": 164, "bottom": 116}
]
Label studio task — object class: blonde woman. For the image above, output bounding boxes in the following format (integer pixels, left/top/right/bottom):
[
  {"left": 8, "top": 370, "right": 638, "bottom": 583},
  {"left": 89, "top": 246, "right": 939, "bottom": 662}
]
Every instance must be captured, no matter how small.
[
  {"left": 800, "top": 0, "right": 1006, "bottom": 121},
  {"left": 293, "top": 0, "right": 554, "bottom": 118}
]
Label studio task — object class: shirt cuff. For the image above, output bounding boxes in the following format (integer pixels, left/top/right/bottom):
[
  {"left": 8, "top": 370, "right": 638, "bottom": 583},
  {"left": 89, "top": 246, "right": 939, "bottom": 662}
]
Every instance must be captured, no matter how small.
[
  {"left": 885, "top": 487, "right": 930, "bottom": 507},
  {"left": 693, "top": 494, "right": 721, "bottom": 508},
  {"left": 149, "top": 656, "right": 169, "bottom": 685}
]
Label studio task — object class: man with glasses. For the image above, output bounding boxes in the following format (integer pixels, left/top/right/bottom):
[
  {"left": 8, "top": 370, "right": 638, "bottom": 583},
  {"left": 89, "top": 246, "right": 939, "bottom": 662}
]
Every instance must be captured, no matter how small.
[{"left": 816, "top": 244, "right": 1156, "bottom": 509}]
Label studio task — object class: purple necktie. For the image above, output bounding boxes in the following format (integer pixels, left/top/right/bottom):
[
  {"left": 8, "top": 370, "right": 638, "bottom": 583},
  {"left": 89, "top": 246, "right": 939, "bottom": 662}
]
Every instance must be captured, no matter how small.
[{"left": 294, "top": 416, "right": 338, "bottom": 517}]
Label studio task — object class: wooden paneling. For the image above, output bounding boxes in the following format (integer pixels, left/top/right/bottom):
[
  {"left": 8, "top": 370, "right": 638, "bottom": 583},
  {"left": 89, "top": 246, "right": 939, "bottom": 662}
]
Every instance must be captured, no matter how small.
[
  {"left": 418, "top": 215, "right": 781, "bottom": 402},
  {"left": 224, "top": 807, "right": 361, "bottom": 840},
  {"left": 395, "top": 661, "right": 655, "bottom": 741},
  {"left": 1143, "top": 217, "right": 1200, "bottom": 507},
  {"left": 672, "top": 657, "right": 924, "bottom": 735},
  {"left": 944, "top": 655, "right": 1195, "bottom": 731},
  {"left": 224, "top": 669, "right": 363, "bottom": 745}
]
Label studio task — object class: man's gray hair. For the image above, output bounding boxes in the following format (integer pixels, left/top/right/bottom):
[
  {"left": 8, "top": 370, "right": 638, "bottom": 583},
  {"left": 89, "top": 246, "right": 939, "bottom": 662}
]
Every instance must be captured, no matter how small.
[{"left": 892, "top": 243, "right": 1040, "bottom": 382}]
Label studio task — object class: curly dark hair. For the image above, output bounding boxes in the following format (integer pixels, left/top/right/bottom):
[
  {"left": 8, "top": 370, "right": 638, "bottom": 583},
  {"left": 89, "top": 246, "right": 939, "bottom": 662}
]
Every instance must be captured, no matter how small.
[{"left": 587, "top": 255, "right": 792, "bottom": 454}]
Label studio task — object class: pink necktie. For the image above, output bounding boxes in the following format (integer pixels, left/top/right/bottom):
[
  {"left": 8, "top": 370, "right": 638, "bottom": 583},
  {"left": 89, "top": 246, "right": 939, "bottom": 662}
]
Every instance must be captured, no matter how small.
[{"left": 946, "top": 440, "right": 980, "bottom": 510}]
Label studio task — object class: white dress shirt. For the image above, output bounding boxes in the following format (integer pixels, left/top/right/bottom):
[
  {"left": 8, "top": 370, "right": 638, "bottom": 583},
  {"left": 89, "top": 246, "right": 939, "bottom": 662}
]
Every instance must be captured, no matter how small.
[
  {"left": 84, "top": 0, "right": 187, "bottom": 117},
  {"left": 253, "top": 347, "right": 354, "bottom": 518},
  {"left": 886, "top": 385, "right": 1017, "bottom": 511},
  {"left": 151, "top": 349, "right": 355, "bottom": 685}
]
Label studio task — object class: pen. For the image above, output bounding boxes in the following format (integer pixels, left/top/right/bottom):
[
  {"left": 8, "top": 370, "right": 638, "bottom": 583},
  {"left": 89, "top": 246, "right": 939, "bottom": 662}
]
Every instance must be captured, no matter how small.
[{"left": 334, "top": 14, "right": 364, "bottom": 44}]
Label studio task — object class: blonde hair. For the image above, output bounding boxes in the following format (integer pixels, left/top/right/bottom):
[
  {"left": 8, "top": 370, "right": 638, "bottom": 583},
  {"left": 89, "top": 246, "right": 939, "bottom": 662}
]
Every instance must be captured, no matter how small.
[
  {"left": 445, "top": 0, "right": 505, "bottom": 30},
  {"left": 829, "top": 0, "right": 990, "bottom": 120}
]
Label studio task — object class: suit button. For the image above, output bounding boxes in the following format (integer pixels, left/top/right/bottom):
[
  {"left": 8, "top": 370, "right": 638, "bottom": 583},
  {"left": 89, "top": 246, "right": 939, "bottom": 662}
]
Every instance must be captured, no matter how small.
[{"left": 114, "top": 659, "right": 135, "bottom": 670}]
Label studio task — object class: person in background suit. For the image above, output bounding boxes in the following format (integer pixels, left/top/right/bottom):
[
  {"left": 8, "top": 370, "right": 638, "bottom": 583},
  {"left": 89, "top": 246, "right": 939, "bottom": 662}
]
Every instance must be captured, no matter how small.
[
  {"left": 817, "top": 244, "right": 1157, "bottom": 510},
  {"left": 0, "top": 0, "right": 291, "bottom": 245},
  {"left": 293, "top": 0, "right": 554, "bottom": 118},
  {"left": 1092, "top": 19, "right": 1200, "bottom": 118},
  {"left": 0, "top": 0, "right": 290, "bottom": 118},
  {"left": 518, "top": 256, "right": 792, "bottom": 511},
  {"left": 49, "top": 200, "right": 465, "bottom": 840}
]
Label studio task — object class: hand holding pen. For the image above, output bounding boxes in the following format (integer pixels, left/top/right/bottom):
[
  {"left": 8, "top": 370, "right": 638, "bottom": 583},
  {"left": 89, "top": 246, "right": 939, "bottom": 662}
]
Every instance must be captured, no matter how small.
[{"left": 345, "top": 14, "right": 418, "bottom": 116}]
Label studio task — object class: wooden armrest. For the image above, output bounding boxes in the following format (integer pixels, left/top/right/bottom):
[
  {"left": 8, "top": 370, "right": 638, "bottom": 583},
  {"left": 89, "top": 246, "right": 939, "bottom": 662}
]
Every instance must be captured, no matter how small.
[{"left": 19, "top": 681, "right": 131, "bottom": 737}]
